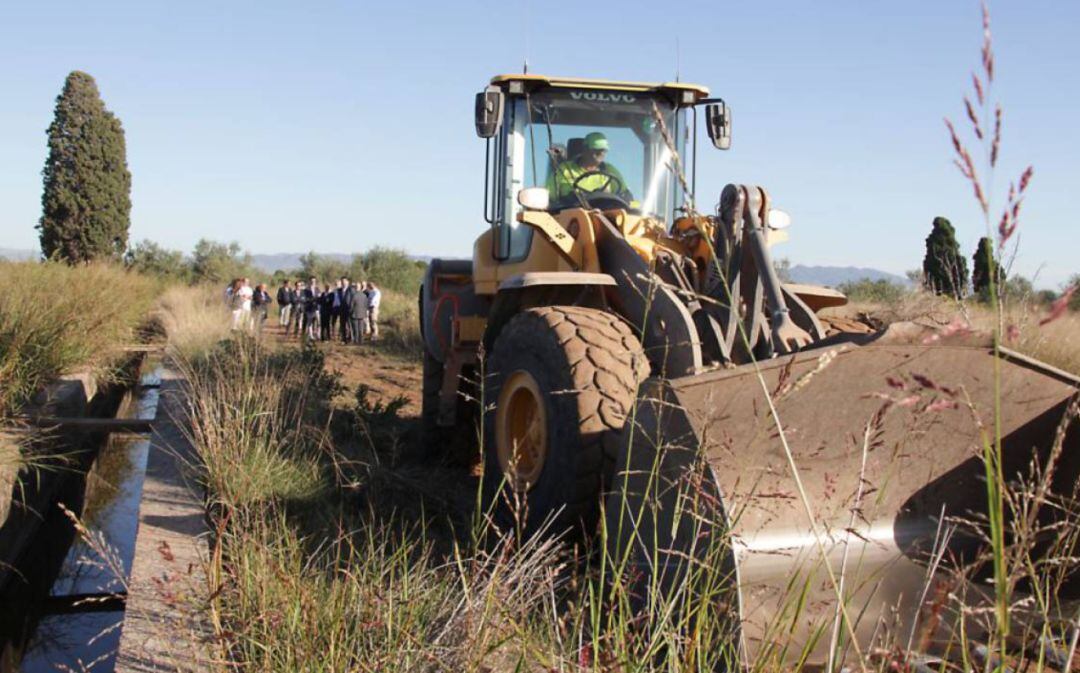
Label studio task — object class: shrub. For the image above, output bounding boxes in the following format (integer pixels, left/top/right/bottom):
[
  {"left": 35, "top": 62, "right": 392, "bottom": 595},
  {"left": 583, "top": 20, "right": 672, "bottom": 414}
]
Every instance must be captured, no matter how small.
[
  {"left": 350, "top": 247, "right": 425, "bottom": 296},
  {"left": 125, "top": 239, "right": 191, "bottom": 282},
  {"left": 972, "top": 236, "right": 1004, "bottom": 297},
  {"left": 190, "top": 239, "right": 259, "bottom": 285},
  {"left": 1000, "top": 274, "right": 1033, "bottom": 302},
  {"left": 837, "top": 277, "right": 908, "bottom": 304},
  {"left": 289, "top": 248, "right": 424, "bottom": 299},
  {"left": 298, "top": 251, "right": 350, "bottom": 283},
  {"left": 922, "top": 216, "right": 968, "bottom": 298}
]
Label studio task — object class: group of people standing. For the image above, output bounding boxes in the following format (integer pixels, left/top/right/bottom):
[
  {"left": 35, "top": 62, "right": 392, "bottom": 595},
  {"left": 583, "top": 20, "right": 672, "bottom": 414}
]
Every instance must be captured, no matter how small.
[
  {"left": 225, "top": 277, "right": 273, "bottom": 332},
  {"left": 276, "top": 276, "right": 381, "bottom": 343}
]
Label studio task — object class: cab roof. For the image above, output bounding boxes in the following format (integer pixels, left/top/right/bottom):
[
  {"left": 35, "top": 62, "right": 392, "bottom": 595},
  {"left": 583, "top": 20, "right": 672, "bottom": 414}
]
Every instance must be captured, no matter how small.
[{"left": 489, "top": 74, "right": 709, "bottom": 104}]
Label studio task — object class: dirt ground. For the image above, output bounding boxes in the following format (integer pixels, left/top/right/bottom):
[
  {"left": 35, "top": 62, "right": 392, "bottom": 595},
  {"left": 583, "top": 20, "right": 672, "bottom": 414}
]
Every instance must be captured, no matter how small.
[
  {"left": 265, "top": 320, "right": 481, "bottom": 532},
  {"left": 323, "top": 342, "right": 422, "bottom": 414},
  {"left": 265, "top": 321, "right": 423, "bottom": 414}
]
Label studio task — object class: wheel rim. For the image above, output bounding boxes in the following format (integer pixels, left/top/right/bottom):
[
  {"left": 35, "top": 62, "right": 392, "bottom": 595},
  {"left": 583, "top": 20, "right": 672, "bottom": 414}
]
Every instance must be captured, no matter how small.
[{"left": 495, "top": 370, "right": 547, "bottom": 492}]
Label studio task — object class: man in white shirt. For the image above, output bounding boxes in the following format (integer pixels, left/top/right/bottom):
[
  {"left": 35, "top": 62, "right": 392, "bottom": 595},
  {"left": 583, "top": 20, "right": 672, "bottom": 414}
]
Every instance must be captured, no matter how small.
[
  {"left": 238, "top": 278, "right": 254, "bottom": 331},
  {"left": 364, "top": 281, "right": 381, "bottom": 341}
]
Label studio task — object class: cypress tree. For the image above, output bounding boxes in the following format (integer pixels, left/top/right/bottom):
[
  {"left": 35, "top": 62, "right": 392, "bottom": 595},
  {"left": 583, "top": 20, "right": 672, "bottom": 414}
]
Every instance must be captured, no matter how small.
[
  {"left": 38, "top": 71, "right": 131, "bottom": 263},
  {"left": 922, "top": 217, "right": 968, "bottom": 299},
  {"left": 971, "top": 236, "right": 1004, "bottom": 297}
]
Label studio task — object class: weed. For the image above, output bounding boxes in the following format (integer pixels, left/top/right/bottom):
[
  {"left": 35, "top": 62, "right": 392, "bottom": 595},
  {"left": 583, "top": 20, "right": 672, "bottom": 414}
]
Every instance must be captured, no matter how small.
[{"left": 352, "top": 383, "right": 409, "bottom": 452}]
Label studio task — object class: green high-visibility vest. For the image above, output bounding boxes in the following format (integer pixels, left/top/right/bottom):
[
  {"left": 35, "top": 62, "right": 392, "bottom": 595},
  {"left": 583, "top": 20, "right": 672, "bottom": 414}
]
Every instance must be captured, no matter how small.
[{"left": 545, "top": 159, "right": 629, "bottom": 201}]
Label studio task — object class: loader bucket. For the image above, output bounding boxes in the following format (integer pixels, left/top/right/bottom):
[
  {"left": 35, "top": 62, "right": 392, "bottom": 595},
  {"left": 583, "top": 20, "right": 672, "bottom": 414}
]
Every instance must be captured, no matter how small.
[{"left": 605, "top": 323, "right": 1079, "bottom": 668}]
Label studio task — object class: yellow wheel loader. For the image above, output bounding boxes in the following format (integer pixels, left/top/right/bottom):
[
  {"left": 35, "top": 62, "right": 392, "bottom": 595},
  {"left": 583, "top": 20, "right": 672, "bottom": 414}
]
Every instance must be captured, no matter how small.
[{"left": 419, "top": 74, "right": 1079, "bottom": 666}]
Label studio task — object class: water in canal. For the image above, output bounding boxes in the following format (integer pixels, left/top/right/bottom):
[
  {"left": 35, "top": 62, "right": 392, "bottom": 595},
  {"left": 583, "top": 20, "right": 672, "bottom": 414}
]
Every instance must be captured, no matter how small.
[{"left": 1, "top": 366, "right": 162, "bottom": 672}]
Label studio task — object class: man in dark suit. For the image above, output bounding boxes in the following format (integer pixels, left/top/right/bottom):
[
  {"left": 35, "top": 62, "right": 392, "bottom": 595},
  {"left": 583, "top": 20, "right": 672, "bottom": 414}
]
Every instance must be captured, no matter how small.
[
  {"left": 318, "top": 283, "right": 335, "bottom": 341},
  {"left": 302, "top": 280, "right": 321, "bottom": 342},
  {"left": 276, "top": 280, "right": 294, "bottom": 328},
  {"left": 338, "top": 276, "right": 355, "bottom": 342},
  {"left": 349, "top": 281, "right": 365, "bottom": 344},
  {"left": 289, "top": 280, "right": 305, "bottom": 338}
]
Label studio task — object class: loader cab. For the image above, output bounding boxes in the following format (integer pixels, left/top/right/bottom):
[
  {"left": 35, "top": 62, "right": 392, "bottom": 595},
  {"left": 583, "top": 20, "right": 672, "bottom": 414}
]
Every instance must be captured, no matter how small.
[{"left": 477, "top": 75, "right": 709, "bottom": 262}]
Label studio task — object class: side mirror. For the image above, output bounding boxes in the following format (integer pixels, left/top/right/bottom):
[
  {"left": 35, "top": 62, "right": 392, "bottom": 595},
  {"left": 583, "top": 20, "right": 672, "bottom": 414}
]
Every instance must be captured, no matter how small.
[
  {"left": 705, "top": 101, "right": 732, "bottom": 150},
  {"left": 475, "top": 88, "right": 504, "bottom": 138}
]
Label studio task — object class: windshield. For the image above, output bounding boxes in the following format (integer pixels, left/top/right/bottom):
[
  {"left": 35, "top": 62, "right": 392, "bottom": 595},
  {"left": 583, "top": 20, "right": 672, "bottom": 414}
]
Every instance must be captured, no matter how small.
[{"left": 511, "top": 89, "right": 688, "bottom": 221}]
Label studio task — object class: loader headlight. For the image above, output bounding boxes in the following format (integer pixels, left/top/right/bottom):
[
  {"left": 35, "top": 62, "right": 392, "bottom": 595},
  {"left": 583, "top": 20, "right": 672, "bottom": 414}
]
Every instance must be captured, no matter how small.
[
  {"left": 767, "top": 208, "right": 792, "bottom": 230},
  {"left": 517, "top": 187, "right": 550, "bottom": 211}
]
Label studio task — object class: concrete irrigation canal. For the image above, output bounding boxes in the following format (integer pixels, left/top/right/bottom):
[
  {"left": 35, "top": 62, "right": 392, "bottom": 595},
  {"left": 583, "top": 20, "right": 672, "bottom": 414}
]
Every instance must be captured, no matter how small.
[{"left": 0, "top": 353, "right": 211, "bottom": 672}]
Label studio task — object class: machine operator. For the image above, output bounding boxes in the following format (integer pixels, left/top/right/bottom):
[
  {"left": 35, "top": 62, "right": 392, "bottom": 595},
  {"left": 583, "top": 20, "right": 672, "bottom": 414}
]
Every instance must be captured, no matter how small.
[{"left": 546, "top": 132, "right": 632, "bottom": 203}]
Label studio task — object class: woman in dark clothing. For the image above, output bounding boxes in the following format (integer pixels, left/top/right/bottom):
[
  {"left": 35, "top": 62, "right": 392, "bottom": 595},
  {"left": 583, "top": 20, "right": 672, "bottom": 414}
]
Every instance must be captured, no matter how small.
[{"left": 252, "top": 283, "right": 272, "bottom": 334}]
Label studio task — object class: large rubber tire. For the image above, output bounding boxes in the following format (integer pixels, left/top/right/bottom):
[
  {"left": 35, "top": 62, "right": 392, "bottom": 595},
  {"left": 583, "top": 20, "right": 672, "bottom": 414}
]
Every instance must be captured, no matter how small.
[
  {"left": 482, "top": 306, "right": 649, "bottom": 540},
  {"left": 420, "top": 348, "right": 447, "bottom": 452},
  {"left": 420, "top": 349, "right": 478, "bottom": 464}
]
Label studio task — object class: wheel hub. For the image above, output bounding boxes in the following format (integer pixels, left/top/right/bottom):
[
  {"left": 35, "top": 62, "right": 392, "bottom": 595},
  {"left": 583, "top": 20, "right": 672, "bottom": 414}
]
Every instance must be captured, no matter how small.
[{"left": 495, "top": 370, "right": 547, "bottom": 492}]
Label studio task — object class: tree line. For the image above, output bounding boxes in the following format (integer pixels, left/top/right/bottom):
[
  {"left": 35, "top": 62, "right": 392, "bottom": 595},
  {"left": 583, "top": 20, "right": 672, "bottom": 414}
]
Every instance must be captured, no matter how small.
[
  {"left": 920, "top": 215, "right": 1076, "bottom": 307},
  {"left": 124, "top": 239, "right": 426, "bottom": 296}
]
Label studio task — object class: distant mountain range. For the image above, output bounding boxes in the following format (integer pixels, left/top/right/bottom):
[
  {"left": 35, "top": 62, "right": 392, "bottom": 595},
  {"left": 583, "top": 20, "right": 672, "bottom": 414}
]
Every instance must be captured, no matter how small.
[
  {"left": 249, "top": 253, "right": 351, "bottom": 272},
  {"left": 0, "top": 247, "right": 38, "bottom": 261},
  {"left": 0, "top": 246, "right": 908, "bottom": 288},
  {"left": 788, "top": 265, "right": 910, "bottom": 288},
  {"left": 244, "top": 255, "right": 913, "bottom": 286},
  {"left": 248, "top": 252, "right": 433, "bottom": 272}
]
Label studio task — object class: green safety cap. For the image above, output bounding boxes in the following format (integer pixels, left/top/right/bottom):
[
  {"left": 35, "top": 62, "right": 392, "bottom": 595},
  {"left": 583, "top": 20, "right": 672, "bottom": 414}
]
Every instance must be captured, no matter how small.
[{"left": 584, "top": 132, "right": 609, "bottom": 150}]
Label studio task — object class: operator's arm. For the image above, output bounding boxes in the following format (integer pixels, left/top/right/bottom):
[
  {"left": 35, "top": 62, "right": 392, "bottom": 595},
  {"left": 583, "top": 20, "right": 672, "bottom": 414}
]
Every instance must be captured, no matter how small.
[
  {"left": 606, "top": 163, "right": 632, "bottom": 199},
  {"left": 546, "top": 162, "right": 572, "bottom": 200}
]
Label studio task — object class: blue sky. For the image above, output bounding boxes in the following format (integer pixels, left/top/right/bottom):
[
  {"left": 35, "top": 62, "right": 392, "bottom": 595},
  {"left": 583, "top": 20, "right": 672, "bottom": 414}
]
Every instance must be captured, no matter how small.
[{"left": 1, "top": 1, "right": 1076, "bottom": 287}]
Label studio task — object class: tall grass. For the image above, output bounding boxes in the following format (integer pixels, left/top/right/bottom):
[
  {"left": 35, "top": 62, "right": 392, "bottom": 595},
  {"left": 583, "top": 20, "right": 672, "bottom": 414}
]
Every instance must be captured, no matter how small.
[
  {"left": 179, "top": 337, "right": 585, "bottom": 671},
  {"left": 937, "top": 4, "right": 1075, "bottom": 669},
  {"left": 0, "top": 260, "right": 158, "bottom": 417},
  {"left": 179, "top": 338, "right": 333, "bottom": 510},
  {"left": 367, "top": 287, "right": 422, "bottom": 359},
  {"left": 837, "top": 292, "right": 1080, "bottom": 375},
  {"left": 154, "top": 285, "right": 233, "bottom": 363}
]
